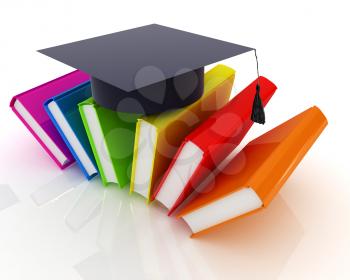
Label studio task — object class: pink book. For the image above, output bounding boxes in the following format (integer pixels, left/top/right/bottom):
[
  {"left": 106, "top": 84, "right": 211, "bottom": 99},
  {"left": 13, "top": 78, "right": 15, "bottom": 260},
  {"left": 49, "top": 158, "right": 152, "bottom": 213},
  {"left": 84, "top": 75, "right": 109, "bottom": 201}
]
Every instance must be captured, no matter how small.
[{"left": 10, "top": 70, "right": 90, "bottom": 169}]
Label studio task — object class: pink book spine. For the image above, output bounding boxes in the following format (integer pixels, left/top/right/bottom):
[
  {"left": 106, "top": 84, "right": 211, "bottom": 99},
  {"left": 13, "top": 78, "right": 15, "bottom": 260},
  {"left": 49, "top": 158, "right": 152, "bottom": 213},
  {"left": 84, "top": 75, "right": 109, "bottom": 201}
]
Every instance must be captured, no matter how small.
[{"left": 10, "top": 70, "right": 90, "bottom": 169}]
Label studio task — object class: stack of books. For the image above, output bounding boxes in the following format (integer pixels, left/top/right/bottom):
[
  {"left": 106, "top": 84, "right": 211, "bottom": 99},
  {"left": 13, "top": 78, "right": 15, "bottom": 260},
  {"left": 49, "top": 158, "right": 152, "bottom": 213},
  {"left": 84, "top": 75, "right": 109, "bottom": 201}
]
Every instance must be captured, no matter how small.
[{"left": 10, "top": 24, "right": 327, "bottom": 237}]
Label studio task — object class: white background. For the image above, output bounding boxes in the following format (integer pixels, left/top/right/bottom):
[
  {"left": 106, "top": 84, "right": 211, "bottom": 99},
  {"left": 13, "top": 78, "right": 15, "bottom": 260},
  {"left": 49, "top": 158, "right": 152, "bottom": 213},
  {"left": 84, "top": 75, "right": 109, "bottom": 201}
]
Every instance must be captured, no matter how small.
[{"left": 1, "top": 0, "right": 350, "bottom": 279}]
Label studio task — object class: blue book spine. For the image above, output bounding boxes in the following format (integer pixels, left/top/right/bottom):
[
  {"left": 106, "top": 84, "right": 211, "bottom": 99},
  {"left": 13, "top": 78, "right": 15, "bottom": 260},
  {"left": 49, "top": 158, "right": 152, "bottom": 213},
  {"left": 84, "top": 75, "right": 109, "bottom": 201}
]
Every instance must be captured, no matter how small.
[{"left": 44, "top": 81, "right": 98, "bottom": 180}]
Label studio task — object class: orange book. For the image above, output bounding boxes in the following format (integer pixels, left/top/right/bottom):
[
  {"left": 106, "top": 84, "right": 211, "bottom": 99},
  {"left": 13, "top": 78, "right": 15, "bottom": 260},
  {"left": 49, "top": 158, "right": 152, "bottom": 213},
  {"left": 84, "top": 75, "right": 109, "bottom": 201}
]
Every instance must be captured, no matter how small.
[{"left": 177, "top": 106, "right": 328, "bottom": 237}]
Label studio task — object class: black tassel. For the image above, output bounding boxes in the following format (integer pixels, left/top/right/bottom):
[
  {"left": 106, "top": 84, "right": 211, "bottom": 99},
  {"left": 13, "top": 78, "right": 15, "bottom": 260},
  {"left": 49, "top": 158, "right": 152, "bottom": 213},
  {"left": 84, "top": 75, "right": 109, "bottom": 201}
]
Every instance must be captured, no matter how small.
[
  {"left": 251, "top": 49, "right": 265, "bottom": 124},
  {"left": 251, "top": 83, "right": 265, "bottom": 124}
]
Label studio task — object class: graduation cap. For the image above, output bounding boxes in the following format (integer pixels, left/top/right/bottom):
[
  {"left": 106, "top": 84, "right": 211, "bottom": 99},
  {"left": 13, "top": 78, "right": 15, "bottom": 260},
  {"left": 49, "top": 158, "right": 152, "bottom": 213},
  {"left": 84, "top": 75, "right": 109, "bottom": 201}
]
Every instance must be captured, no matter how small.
[{"left": 38, "top": 24, "right": 265, "bottom": 122}]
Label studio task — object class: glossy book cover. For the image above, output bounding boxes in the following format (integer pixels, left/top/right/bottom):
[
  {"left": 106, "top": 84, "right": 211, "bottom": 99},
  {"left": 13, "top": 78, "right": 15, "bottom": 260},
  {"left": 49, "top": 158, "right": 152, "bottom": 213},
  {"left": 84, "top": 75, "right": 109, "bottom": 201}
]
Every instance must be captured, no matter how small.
[{"left": 10, "top": 70, "right": 90, "bottom": 168}]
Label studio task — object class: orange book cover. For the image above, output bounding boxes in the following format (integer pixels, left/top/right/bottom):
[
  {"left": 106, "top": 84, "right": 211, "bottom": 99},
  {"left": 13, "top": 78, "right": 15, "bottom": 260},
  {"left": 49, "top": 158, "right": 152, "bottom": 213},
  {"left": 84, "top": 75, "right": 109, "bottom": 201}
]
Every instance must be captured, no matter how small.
[{"left": 177, "top": 106, "right": 328, "bottom": 237}]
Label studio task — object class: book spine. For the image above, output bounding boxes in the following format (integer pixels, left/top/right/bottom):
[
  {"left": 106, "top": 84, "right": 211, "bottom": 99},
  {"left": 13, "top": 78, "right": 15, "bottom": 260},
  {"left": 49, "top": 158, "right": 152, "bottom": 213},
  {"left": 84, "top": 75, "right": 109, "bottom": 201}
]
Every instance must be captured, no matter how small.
[
  {"left": 130, "top": 119, "right": 142, "bottom": 194},
  {"left": 45, "top": 101, "right": 95, "bottom": 180},
  {"left": 78, "top": 104, "right": 108, "bottom": 185}
]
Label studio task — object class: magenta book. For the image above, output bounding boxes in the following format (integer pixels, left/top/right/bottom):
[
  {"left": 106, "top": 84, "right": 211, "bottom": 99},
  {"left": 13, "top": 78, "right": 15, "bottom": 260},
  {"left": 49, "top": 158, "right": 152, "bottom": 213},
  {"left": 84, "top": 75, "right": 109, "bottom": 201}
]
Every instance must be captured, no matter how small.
[{"left": 10, "top": 70, "right": 90, "bottom": 169}]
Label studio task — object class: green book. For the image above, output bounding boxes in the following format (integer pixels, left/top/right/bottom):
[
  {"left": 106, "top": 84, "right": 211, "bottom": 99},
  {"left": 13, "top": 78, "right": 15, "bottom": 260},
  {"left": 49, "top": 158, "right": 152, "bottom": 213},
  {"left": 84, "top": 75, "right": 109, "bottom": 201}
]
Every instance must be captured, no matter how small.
[{"left": 78, "top": 97, "right": 140, "bottom": 187}]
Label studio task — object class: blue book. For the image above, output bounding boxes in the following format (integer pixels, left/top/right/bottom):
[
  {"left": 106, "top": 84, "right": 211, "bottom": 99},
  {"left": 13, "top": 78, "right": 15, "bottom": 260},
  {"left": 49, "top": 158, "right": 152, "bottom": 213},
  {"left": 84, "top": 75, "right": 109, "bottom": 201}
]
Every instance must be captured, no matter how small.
[{"left": 44, "top": 81, "right": 98, "bottom": 179}]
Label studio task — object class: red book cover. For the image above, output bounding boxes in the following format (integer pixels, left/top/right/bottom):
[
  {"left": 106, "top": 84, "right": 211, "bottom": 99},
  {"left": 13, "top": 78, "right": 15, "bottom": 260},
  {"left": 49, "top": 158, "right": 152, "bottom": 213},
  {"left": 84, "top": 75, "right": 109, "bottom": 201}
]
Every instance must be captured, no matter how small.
[{"left": 153, "top": 77, "right": 277, "bottom": 215}]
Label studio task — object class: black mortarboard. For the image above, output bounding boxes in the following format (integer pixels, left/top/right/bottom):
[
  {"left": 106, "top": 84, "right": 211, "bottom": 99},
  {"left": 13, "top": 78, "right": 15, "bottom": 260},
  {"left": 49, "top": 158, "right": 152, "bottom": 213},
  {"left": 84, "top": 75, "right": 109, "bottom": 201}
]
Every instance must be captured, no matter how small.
[{"left": 38, "top": 24, "right": 262, "bottom": 117}]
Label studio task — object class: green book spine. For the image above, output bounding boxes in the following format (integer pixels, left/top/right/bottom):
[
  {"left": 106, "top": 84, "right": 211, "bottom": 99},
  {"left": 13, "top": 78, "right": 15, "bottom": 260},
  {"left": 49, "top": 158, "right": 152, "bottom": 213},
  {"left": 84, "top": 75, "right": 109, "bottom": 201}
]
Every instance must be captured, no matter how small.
[
  {"left": 78, "top": 98, "right": 139, "bottom": 187},
  {"left": 78, "top": 98, "right": 109, "bottom": 185}
]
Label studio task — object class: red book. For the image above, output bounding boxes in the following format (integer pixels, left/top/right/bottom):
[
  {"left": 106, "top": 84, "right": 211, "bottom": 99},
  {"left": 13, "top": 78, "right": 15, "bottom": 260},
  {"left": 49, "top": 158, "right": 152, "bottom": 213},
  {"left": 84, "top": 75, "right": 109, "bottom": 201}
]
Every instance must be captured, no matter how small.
[{"left": 152, "top": 77, "right": 277, "bottom": 215}]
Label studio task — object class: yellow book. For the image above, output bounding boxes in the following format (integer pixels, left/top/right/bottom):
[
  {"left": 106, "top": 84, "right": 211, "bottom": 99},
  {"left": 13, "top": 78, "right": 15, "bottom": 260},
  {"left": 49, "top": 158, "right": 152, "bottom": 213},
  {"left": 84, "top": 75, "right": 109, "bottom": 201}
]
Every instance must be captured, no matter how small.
[{"left": 130, "top": 64, "right": 235, "bottom": 200}]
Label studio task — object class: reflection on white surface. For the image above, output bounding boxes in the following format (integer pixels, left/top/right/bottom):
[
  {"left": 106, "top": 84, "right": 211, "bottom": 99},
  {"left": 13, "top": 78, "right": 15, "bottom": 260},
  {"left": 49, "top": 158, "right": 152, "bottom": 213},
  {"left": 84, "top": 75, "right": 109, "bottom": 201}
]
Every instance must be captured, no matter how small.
[
  {"left": 96, "top": 186, "right": 129, "bottom": 252},
  {"left": 70, "top": 183, "right": 303, "bottom": 280},
  {"left": 3, "top": 126, "right": 344, "bottom": 280},
  {"left": 0, "top": 184, "right": 19, "bottom": 211},
  {"left": 31, "top": 165, "right": 86, "bottom": 206},
  {"left": 76, "top": 186, "right": 145, "bottom": 279},
  {"left": 148, "top": 204, "right": 215, "bottom": 280},
  {"left": 65, "top": 177, "right": 103, "bottom": 231}
]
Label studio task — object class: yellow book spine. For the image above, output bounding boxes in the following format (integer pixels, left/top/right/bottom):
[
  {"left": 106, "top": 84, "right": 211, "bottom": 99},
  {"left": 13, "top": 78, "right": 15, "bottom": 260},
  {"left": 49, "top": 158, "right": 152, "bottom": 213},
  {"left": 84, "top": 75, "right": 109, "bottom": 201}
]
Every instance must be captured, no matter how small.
[{"left": 129, "top": 120, "right": 142, "bottom": 194}]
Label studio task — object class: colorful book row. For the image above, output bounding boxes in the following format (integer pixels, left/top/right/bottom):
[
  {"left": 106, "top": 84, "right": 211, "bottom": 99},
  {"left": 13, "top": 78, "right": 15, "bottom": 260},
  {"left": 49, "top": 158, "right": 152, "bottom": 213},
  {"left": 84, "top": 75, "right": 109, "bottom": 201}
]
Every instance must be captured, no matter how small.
[{"left": 10, "top": 65, "right": 327, "bottom": 236}]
